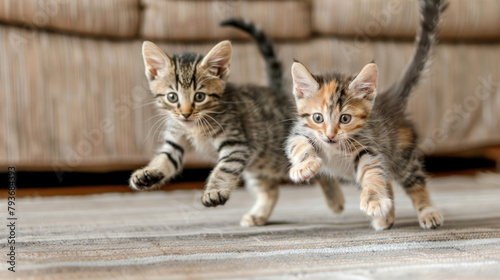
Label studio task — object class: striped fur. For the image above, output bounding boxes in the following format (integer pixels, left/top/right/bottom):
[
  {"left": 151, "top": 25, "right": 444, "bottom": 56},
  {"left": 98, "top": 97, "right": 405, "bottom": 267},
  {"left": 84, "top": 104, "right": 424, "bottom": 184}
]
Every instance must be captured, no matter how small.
[
  {"left": 221, "top": 18, "right": 283, "bottom": 91},
  {"left": 130, "top": 26, "right": 343, "bottom": 226},
  {"left": 388, "top": 0, "right": 448, "bottom": 111},
  {"left": 286, "top": 0, "right": 446, "bottom": 231}
]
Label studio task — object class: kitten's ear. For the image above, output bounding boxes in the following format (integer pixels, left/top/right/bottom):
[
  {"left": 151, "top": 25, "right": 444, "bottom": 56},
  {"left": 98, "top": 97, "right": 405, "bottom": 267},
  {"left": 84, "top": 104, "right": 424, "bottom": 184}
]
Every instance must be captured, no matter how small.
[
  {"left": 200, "top": 40, "right": 232, "bottom": 79},
  {"left": 349, "top": 63, "right": 378, "bottom": 100},
  {"left": 291, "top": 62, "right": 319, "bottom": 99},
  {"left": 142, "top": 41, "right": 173, "bottom": 82}
]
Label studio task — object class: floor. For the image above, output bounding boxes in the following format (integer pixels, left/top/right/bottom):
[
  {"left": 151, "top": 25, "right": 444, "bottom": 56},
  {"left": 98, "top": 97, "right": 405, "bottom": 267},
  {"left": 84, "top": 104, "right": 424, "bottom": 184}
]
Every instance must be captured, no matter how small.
[{"left": 1, "top": 173, "right": 500, "bottom": 279}]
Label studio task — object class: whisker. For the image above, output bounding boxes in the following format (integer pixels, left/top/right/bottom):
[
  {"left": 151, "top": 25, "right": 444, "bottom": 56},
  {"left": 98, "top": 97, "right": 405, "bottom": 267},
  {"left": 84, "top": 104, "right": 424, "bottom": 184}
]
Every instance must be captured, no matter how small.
[
  {"left": 341, "top": 139, "right": 354, "bottom": 175},
  {"left": 145, "top": 115, "right": 170, "bottom": 142},
  {"left": 197, "top": 117, "right": 208, "bottom": 138},
  {"left": 135, "top": 100, "right": 158, "bottom": 109},
  {"left": 202, "top": 114, "right": 226, "bottom": 137},
  {"left": 203, "top": 110, "right": 226, "bottom": 115},
  {"left": 149, "top": 117, "right": 169, "bottom": 143},
  {"left": 218, "top": 101, "right": 252, "bottom": 105},
  {"left": 144, "top": 112, "right": 168, "bottom": 122},
  {"left": 267, "top": 118, "right": 296, "bottom": 130},
  {"left": 201, "top": 116, "right": 217, "bottom": 137},
  {"left": 349, "top": 136, "right": 375, "bottom": 152},
  {"left": 200, "top": 116, "right": 213, "bottom": 138},
  {"left": 338, "top": 141, "right": 348, "bottom": 174},
  {"left": 153, "top": 117, "right": 173, "bottom": 142}
]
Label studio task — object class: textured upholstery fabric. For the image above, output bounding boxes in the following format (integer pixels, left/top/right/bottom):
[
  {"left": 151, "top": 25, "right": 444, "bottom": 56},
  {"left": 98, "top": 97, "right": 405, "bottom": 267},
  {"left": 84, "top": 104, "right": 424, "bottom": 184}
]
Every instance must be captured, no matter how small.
[
  {"left": 313, "top": 0, "right": 500, "bottom": 40},
  {"left": 2, "top": 23, "right": 499, "bottom": 170},
  {"left": 2, "top": 174, "right": 500, "bottom": 278},
  {"left": 0, "top": 25, "right": 151, "bottom": 170},
  {"left": 140, "top": 0, "right": 311, "bottom": 40},
  {"left": 0, "top": 0, "right": 140, "bottom": 38}
]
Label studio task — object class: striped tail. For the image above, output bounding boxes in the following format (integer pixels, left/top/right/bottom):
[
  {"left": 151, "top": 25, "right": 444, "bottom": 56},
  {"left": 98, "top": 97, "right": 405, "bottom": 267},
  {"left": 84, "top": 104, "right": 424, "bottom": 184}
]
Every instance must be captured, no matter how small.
[
  {"left": 221, "top": 19, "right": 283, "bottom": 91},
  {"left": 389, "top": 0, "right": 447, "bottom": 109}
]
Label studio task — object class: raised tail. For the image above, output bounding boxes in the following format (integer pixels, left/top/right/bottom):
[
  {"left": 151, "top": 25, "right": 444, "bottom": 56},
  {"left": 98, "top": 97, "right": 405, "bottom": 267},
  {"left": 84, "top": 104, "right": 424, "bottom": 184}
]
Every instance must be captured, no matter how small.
[
  {"left": 389, "top": 0, "right": 447, "bottom": 109},
  {"left": 221, "top": 19, "right": 282, "bottom": 91}
]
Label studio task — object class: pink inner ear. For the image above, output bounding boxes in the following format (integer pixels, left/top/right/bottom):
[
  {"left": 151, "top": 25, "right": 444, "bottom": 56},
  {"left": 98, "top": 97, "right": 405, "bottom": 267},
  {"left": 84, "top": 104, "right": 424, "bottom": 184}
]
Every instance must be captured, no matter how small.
[
  {"left": 202, "top": 42, "right": 232, "bottom": 78},
  {"left": 147, "top": 67, "right": 158, "bottom": 77},
  {"left": 294, "top": 86, "right": 304, "bottom": 98},
  {"left": 208, "top": 57, "right": 230, "bottom": 77},
  {"left": 359, "top": 82, "right": 375, "bottom": 93},
  {"left": 144, "top": 55, "right": 167, "bottom": 79},
  {"left": 293, "top": 78, "right": 317, "bottom": 99},
  {"left": 212, "top": 66, "right": 224, "bottom": 77},
  {"left": 205, "top": 65, "right": 223, "bottom": 77},
  {"left": 291, "top": 63, "right": 318, "bottom": 99},
  {"left": 357, "top": 82, "right": 376, "bottom": 100}
]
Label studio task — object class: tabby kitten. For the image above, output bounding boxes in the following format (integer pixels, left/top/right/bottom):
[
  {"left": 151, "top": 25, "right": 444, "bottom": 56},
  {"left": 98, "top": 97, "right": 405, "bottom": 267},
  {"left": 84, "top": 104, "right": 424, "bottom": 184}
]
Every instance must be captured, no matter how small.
[
  {"left": 129, "top": 19, "right": 344, "bottom": 226},
  {"left": 286, "top": 0, "right": 446, "bottom": 230}
]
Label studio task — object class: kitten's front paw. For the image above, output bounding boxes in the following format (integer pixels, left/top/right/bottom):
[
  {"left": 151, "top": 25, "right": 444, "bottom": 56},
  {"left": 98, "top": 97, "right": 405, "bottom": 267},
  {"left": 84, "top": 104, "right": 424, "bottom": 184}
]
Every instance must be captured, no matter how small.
[
  {"left": 289, "top": 158, "right": 322, "bottom": 183},
  {"left": 371, "top": 216, "right": 395, "bottom": 231},
  {"left": 129, "top": 168, "right": 164, "bottom": 190},
  {"left": 240, "top": 213, "right": 267, "bottom": 227},
  {"left": 201, "top": 188, "right": 230, "bottom": 207},
  {"left": 360, "top": 190, "right": 392, "bottom": 219},
  {"left": 418, "top": 207, "right": 443, "bottom": 229}
]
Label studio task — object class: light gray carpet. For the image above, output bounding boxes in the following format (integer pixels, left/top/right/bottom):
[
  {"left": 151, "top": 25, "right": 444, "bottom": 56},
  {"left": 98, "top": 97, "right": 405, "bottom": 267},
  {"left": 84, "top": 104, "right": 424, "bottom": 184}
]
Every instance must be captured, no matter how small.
[{"left": 2, "top": 174, "right": 500, "bottom": 279}]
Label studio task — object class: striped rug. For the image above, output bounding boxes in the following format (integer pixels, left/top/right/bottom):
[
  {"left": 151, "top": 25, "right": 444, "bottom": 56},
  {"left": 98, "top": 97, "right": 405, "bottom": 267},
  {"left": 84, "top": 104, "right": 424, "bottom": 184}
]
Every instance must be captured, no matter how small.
[{"left": 2, "top": 173, "right": 500, "bottom": 279}]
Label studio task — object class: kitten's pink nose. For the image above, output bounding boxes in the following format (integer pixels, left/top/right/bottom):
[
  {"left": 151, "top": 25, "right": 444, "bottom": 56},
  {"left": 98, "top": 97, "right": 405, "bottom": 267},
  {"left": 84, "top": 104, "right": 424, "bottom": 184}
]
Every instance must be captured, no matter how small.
[{"left": 326, "top": 135, "right": 338, "bottom": 143}]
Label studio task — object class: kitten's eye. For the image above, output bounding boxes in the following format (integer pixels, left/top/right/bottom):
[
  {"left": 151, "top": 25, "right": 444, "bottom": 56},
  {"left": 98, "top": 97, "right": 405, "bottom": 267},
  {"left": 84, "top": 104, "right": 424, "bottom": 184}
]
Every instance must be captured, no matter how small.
[
  {"left": 340, "top": 114, "right": 352, "bottom": 124},
  {"left": 167, "top": 92, "right": 178, "bottom": 103},
  {"left": 194, "top": 92, "right": 206, "bottom": 102},
  {"left": 313, "top": 113, "right": 324, "bottom": 123}
]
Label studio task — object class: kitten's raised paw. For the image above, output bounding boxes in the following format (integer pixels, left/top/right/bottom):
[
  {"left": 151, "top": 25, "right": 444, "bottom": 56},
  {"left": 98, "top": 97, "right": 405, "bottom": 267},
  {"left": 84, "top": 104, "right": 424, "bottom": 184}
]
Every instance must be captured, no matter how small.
[
  {"left": 201, "top": 189, "right": 230, "bottom": 207},
  {"left": 240, "top": 213, "right": 267, "bottom": 227},
  {"left": 360, "top": 192, "right": 392, "bottom": 219},
  {"left": 129, "top": 168, "right": 164, "bottom": 190},
  {"left": 418, "top": 207, "right": 443, "bottom": 229},
  {"left": 289, "top": 158, "right": 322, "bottom": 183}
]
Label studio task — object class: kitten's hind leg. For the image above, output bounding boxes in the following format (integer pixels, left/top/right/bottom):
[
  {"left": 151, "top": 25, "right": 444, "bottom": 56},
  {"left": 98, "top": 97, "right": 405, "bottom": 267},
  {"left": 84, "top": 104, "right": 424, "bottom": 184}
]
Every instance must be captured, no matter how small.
[
  {"left": 399, "top": 158, "right": 443, "bottom": 229},
  {"left": 316, "top": 175, "right": 345, "bottom": 214},
  {"left": 401, "top": 176, "right": 443, "bottom": 229},
  {"left": 240, "top": 173, "right": 279, "bottom": 227}
]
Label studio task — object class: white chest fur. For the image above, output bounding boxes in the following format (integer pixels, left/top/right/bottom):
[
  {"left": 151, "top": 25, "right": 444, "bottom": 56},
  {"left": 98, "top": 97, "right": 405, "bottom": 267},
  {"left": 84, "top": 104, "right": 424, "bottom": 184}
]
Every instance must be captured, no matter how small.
[
  {"left": 319, "top": 149, "right": 356, "bottom": 179},
  {"left": 185, "top": 126, "right": 218, "bottom": 163}
]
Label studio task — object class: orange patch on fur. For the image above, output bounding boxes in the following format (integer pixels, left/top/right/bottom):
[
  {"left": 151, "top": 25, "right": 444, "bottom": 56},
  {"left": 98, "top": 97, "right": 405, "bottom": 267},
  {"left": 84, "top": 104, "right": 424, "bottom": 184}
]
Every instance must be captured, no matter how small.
[
  {"left": 319, "top": 80, "right": 338, "bottom": 107},
  {"left": 359, "top": 166, "right": 376, "bottom": 183},
  {"left": 362, "top": 169, "right": 385, "bottom": 189},
  {"left": 315, "top": 80, "right": 338, "bottom": 134},
  {"left": 397, "top": 127, "right": 414, "bottom": 149},
  {"left": 291, "top": 142, "right": 311, "bottom": 159},
  {"left": 404, "top": 185, "right": 433, "bottom": 212}
]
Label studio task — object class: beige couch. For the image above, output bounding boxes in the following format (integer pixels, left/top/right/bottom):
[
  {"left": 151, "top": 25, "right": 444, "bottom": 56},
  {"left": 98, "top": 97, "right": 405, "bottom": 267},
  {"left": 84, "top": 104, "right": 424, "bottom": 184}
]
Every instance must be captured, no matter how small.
[{"left": 1, "top": 0, "right": 499, "bottom": 171}]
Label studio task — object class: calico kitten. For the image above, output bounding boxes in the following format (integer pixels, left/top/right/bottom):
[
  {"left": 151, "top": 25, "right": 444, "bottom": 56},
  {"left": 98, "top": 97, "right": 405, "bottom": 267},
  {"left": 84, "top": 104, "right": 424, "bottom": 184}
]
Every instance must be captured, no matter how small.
[
  {"left": 286, "top": 0, "right": 446, "bottom": 230},
  {"left": 129, "top": 19, "right": 344, "bottom": 226}
]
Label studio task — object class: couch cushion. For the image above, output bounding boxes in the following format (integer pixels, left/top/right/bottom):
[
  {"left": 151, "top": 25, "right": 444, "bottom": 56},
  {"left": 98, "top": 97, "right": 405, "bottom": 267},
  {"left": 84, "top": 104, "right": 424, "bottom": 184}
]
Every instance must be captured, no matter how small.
[
  {"left": 140, "top": 0, "right": 311, "bottom": 41},
  {"left": 313, "top": 0, "right": 500, "bottom": 41},
  {"left": 2, "top": 25, "right": 499, "bottom": 171},
  {"left": 0, "top": 0, "right": 140, "bottom": 38}
]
